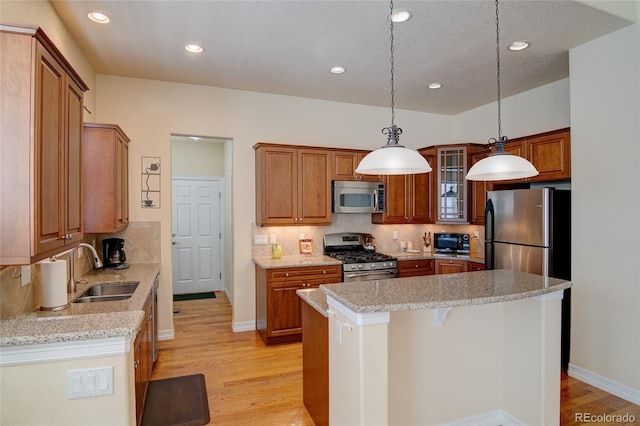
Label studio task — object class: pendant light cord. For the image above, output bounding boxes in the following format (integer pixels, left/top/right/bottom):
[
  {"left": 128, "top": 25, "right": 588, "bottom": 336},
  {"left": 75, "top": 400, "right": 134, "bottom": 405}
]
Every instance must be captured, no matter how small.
[
  {"left": 389, "top": 0, "right": 396, "bottom": 128},
  {"left": 491, "top": 0, "right": 507, "bottom": 153},
  {"left": 382, "top": 0, "right": 402, "bottom": 146}
]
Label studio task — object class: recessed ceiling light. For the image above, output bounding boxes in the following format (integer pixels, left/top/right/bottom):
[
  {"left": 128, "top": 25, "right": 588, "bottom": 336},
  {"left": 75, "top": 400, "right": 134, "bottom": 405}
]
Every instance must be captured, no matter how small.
[
  {"left": 508, "top": 41, "right": 530, "bottom": 51},
  {"left": 185, "top": 44, "right": 204, "bottom": 53},
  {"left": 330, "top": 66, "right": 346, "bottom": 74},
  {"left": 87, "top": 12, "right": 111, "bottom": 24},
  {"left": 428, "top": 83, "right": 443, "bottom": 89},
  {"left": 390, "top": 10, "right": 412, "bottom": 23}
]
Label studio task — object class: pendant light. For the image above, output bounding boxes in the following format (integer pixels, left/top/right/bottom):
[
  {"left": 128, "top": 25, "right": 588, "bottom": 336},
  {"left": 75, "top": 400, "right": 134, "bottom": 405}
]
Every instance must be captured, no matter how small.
[
  {"left": 465, "top": 0, "right": 538, "bottom": 181},
  {"left": 356, "top": 0, "right": 432, "bottom": 175}
]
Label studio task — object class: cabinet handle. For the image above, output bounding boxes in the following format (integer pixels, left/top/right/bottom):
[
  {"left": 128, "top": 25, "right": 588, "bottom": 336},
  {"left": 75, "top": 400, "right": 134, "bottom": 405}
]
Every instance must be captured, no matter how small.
[
  {"left": 285, "top": 272, "right": 290, "bottom": 277},
  {"left": 134, "top": 360, "right": 139, "bottom": 369},
  {"left": 322, "top": 270, "right": 327, "bottom": 274},
  {"left": 415, "top": 264, "right": 419, "bottom": 268},
  {"left": 449, "top": 260, "right": 453, "bottom": 263}
]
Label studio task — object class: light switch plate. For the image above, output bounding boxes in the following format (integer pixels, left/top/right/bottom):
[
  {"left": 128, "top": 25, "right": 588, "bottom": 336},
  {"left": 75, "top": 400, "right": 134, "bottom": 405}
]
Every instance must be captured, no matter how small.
[
  {"left": 253, "top": 235, "right": 267, "bottom": 245},
  {"left": 270, "top": 234, "right": 277, "bottom": 244},
  {"left": 67, "top": 367, "right": 113, "bottom": 399}
]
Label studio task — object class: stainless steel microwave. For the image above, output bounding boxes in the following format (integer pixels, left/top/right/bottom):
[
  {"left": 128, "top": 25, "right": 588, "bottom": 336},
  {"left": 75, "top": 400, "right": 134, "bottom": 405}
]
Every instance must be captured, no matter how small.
[{"left": 332, "top": 181, "right": 385, "bottom": 213}]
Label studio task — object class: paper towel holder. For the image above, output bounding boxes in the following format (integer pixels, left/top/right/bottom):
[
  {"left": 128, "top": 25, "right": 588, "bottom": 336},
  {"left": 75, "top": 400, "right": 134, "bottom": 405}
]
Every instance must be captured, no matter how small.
[{"left": 40, "top": 256, "right": 70, "bottom": 311}]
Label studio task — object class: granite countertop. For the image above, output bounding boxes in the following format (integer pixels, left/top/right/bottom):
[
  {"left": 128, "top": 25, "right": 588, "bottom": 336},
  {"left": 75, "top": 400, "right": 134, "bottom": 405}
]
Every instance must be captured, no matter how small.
[
  {"left": 297, "top": 288, "right": 329, "bottom": 318},
  {"left": 0, "top": 263, "right": 160, "bottom": 347},
  {"left": 319, "top": 269, "right": 571, "bottom": 314},
  {"left": 253, "top": 254, "right": 342, "bottom": 269}
]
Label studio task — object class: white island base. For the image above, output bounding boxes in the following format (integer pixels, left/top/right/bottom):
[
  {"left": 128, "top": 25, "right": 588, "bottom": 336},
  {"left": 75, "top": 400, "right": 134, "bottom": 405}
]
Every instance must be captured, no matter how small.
[{"left": 326, "top": 290, "right": 564, "bottom": 426}]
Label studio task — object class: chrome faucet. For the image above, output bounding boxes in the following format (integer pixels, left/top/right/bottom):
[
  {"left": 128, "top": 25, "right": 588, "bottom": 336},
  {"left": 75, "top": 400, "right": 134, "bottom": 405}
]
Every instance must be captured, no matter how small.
[{"left": 69, "top": 243, "right": 103, "bottom": 294}]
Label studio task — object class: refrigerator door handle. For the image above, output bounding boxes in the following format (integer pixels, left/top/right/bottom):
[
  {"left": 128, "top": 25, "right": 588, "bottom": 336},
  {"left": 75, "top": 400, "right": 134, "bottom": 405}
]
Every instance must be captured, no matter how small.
[{"left": 485, "top": 199, "right": 495, "bottom": 270}]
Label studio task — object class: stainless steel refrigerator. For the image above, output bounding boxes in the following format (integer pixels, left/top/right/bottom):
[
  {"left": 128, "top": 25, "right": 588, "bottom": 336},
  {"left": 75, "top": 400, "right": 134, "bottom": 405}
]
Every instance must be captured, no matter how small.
[{"left": 485, "top": 187, "right": 571, "bottom": 369}]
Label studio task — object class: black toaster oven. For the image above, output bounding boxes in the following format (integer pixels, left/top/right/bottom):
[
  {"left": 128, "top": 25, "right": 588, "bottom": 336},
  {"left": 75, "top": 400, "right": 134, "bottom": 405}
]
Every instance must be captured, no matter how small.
[{"left": 433, "top": 233, "right": 470, "bottom": 254}]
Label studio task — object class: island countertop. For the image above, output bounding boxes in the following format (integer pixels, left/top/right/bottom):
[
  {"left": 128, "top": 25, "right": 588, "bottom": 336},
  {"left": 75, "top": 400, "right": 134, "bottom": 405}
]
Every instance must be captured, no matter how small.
[
  {"left": 0, "top": 263, "right": 160, "bottom": 347},
  {"left": 320, "top": 269, "right": 571, "bottom": 314}
]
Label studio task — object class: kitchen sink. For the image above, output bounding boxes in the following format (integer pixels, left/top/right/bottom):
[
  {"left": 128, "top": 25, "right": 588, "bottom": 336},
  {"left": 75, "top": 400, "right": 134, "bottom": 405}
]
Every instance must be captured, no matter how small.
[{"left": 73, "top": 281, "right": 139, "bottom": 303}]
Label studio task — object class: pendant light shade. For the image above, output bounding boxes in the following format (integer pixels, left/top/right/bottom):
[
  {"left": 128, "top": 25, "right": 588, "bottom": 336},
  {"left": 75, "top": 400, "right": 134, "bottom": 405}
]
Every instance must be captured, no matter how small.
[
  {"left": 356, "top": 143, "right": 432, "bottom": 175},
  {"left": 465, "top": 0, "right": 538, "bottom": 182},
  {"left": 466, "top": 148, "right": 539, "bottom": 181},
  {"left": 356, "top": 0, "right": 432, "bottom": 176}
]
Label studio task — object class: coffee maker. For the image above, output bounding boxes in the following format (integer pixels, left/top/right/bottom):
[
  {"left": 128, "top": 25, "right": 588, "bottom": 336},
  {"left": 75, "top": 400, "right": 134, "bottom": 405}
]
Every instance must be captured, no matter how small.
[{"left": 102, "top": 238, "right": 129, "bottom": 269}]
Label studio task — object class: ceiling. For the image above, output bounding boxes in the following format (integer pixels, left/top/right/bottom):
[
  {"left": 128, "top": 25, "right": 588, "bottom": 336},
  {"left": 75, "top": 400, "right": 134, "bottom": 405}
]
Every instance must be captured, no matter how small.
[{"left": 50, "top": 0, "right": 633, "bottom": 115}]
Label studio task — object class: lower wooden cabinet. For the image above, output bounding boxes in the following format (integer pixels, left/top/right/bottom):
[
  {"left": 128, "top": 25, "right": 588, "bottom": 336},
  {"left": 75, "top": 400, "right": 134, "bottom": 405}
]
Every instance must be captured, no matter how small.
[
  {"left": 398, "top": 259, "right": 435, "bottom": 277},
  {"left": 134, "top": 293, "right": 154, "bottom": 425},
  {"left": 301, "top": 298, "right": 329, "bottom": 426},
  {"left": 256, "top": 264, "right": 341, "bottom": 345},
  {"left": 435, "top": 259, "right": 469, "bottom": 275},
  {"left": 468, "top": 261, "right": 485, "bottom": 272}
]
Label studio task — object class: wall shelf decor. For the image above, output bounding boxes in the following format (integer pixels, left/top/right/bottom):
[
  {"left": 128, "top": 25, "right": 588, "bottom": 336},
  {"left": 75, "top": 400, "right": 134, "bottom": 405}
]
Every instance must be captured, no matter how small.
[{"left": 141, "top": 156, "right": 160, "bottom": 208}]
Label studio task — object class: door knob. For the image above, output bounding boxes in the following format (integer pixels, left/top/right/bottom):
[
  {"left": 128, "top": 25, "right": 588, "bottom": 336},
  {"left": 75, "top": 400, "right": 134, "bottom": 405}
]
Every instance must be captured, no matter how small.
[{"left": 172, "top": 241, "right": 177, "bottom": 245}]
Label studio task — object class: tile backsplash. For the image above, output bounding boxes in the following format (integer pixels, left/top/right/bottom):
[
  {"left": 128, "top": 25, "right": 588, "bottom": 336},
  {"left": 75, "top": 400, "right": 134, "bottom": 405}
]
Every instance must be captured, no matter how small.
[
  {"left": 0, "top": 221, "right": 160, "bottom": 320},
  {"left": 252, "top": 214, "right": 484, "bottom": 258}
]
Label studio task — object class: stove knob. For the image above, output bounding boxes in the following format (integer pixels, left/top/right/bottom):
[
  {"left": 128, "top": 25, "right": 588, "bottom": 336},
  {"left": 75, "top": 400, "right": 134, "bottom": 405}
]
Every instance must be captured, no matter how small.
[
  {"left": 383, "top": 262, "right": 388, "bottom": 267},
  {"left": 371, "top": 264, "right": 376, "bottom": 268},
  {"left": 351, "top": 265, "right": 357, "bottom": 270},
  {"left": 358, "top": 264, "right": 363, "bottom": 269}
]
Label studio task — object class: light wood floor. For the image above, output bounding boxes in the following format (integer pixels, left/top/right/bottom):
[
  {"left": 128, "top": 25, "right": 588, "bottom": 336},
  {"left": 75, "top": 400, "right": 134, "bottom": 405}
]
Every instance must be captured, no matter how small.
[{"left": 153, "top": 292, "right": 639, "bottom": 426}]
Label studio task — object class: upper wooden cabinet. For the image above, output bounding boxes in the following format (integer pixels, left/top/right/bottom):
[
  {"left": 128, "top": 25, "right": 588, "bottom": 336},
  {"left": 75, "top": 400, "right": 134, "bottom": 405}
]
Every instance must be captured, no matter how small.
[
  {"left": 330, "top": 150, "right": 380, "bottom": 182},
  {"left": 1, "top": 26, "right": 89, "bottom": 265},
  {"left": 255, "top": 144, "right": 332, "bottom": 226},
  {"left": 436, "top": 146, "right": 469, "bottom": 223},
  {"left": 372, "top": 149, "right": 436, "bottom": 224},
  {"left": 467, "top": 129, "right": 571, "bottom": 224},
  {"left": 82, "top": 123, "right": 131, "bottom": 233}
]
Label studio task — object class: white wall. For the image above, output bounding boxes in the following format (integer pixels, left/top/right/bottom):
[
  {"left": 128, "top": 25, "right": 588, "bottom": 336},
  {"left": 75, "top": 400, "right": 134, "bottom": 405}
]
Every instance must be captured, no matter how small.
[
  {"left": 94, "top": 75, "right": 454, "bottom": 331},
  {"left": 453, "top": 78, "right": 571, "bottom": 142},
  {"left": 568, "top": 11, "right": 640, "bottom": 397}
]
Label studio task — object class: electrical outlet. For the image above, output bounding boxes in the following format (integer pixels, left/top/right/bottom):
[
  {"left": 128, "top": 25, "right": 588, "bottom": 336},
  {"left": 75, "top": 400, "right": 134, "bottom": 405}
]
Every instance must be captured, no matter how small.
[
  {"left": 392, "top": 231, "right": 399, "bottom": 240},
  {"left": 270, "top": 234, "right": 277, "bottom": 244},
  {"left": 253, "top": 235, "right": 267, "bottom": 245},
  {"left": 20, "top": 266, "right": 31, "bottom": 287},
  {"left": 474, "top": 231, "right": 480, "bottom": 239}
]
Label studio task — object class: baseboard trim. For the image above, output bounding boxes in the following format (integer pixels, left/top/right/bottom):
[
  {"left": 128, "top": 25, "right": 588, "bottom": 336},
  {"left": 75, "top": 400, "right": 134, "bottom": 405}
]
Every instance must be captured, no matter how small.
[
  {"left": 157, "top": 328, "right": 174, "bottom": 341},
  {"left": 568, "top": 363, "right": 640, "bottom": 405},
  {"left": 438, "top": 409, "right": 525, "bottom": 426},
  {"left": 232, "top": 320, "right": 255, "bottom": 332}
]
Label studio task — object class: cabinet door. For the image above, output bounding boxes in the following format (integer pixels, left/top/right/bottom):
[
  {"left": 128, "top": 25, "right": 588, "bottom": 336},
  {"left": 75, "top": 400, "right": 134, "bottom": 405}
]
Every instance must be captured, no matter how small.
[
  {"left": 372, "top": 174, "right": 407, "bottom": 224},
  {"left": 133, "top": 332, "right": 144, "bottom": 425},
  {"left": 331, "top": 151, "right": 359, "bottom": 181},
  {"left": 411, "top": 152, "right": 437, "bottom": 223},
  {"left": 468, "top": 261, "right": 485, "bottom": 271},
  {"left": 269, "top": 282, "right": 304, "bottom": 337},
  {"left": 526, "top": 130, "right": 570, "bottom": 181},
  {"left": 256, "top": 146, "right": 298, "bottom": 225},
  {"left": 34, "top": 42, "right": 66, "bottom": 254},
  {"left": 435, "top": 259, "right": 469, "bottom": 274},
  {"left": 469, "top": 149, "right": 490, "bottom": 225},
  {"left": 437, "top": 147, "right": 468, "bottom": 223},
  {"left": 298, "top": 149, "right": 331, "bottom": 225},
  {"left": 398, "top": 259, "right": 435, "bottom": 277},
  {"left": 117, "top": 134, "right": 130, "bottom": 228},
  {"left": 64, "top": 77, "right": 84, "bottom": 245}
]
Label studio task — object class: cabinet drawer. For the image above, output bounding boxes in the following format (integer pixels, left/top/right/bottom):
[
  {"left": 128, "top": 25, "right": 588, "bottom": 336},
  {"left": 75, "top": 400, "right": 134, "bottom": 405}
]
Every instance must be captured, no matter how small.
[
  {"left": 398, "top": 259, "right": 435, "bottom": 277},
  {"left": 267, "top": 265, "right": 341, "bottom": 282},
  {"left": 468, "top": 261, "right": 485, "bottom": 271}
]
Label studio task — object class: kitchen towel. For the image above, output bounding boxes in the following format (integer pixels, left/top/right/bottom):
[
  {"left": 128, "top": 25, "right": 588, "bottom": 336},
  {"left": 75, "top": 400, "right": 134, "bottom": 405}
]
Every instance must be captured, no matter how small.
[{"left": 40, "top": 258, "right": 69, "bottom": 310}]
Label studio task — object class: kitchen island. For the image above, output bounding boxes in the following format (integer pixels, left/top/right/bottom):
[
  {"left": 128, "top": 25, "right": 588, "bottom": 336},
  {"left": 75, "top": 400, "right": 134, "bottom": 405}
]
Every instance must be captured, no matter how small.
[{"left": 298, "top": 269, "right": 571, "bottom": 426}]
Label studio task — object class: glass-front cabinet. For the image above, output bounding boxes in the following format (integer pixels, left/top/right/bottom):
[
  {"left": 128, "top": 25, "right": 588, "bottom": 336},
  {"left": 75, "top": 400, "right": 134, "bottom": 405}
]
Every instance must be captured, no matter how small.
[{"left": 437, "top": 146, "right": 468, "bottom": 223}]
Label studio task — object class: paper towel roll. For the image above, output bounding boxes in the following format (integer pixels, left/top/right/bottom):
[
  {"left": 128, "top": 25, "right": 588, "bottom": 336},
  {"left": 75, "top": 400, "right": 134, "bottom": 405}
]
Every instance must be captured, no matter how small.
[{"left": 40, "top": 259, "right": 69, "bottom": 310}]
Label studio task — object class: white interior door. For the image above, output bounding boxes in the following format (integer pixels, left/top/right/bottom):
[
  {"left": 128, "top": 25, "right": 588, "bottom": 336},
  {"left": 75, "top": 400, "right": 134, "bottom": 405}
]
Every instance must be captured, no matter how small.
[{"left": 172, "top": 177, "right": 223, "bottom": 294}]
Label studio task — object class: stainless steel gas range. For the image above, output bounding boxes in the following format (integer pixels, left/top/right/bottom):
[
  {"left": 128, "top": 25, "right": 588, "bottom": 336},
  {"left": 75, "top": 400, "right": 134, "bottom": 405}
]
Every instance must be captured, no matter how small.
[{"left": 324, "top": 233, "right": 398, "bottom": 282}]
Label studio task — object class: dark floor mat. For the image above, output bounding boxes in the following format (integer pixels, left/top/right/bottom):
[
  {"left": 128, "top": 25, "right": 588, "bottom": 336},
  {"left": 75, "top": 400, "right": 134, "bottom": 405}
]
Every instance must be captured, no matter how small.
[
  {"left": 142, "top": 374, "right": 210, "bottom": 426},
  {"left": 173, "top": 292, "right": 216, "bottom": 301}
]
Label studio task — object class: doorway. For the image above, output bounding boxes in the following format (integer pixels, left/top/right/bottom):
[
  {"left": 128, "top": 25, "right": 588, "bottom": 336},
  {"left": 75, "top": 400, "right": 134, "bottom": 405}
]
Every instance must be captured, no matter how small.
[{"left": 171, "top": 135, "right": 229, "bottom": 296}]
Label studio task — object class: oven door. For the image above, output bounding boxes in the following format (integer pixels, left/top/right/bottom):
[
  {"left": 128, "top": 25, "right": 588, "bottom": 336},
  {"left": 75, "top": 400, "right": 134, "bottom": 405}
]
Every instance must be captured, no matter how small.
[{"left": 343, "top": 269, "right": 398, "bottom": 283}]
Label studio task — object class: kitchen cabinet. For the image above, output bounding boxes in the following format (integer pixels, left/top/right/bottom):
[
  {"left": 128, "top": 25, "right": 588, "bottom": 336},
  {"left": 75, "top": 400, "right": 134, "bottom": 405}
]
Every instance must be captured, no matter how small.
[
  {"left": 0, "top": 26, "right": 89, "bottom": 265},
  {"left": 437, "top": 146, "right": 469, "bottom": 223},
  {"left": 255, "top": 144, "right": 332, "bottom": 226},
  {"left": 435, "top": 258, "right": 469, "bottom": 274},
  {"left": 468, "top": 261, "right": 485, "bottom": 271},
  {"left": 330, "top": 149, "right": 380, "bottom": 182},
  {"left": 372, "top": 149, "right": 436, "bottom": 224},
  {"left": 255, "top": 264, "right": 341, "bottom": 345},
  {"left": 82, "top": 123, "right": 131, "bottom": 233},
  {"left": 398, "top": 259, "right": 435, "bottom": 277},
  {"left": 467, "top": 129, "right": 570, "bottom": 225},
  {"left": 134, "top": 292, "right": 154, "bottom": 425}
]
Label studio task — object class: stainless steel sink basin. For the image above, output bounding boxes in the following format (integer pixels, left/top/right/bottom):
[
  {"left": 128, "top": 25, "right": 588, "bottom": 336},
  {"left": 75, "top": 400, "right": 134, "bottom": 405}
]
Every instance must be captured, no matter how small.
[{"left": 73, "top": 281, "right": 139, "bottom": 303}]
